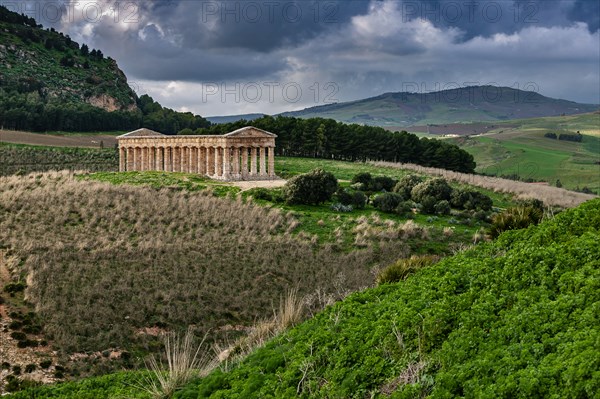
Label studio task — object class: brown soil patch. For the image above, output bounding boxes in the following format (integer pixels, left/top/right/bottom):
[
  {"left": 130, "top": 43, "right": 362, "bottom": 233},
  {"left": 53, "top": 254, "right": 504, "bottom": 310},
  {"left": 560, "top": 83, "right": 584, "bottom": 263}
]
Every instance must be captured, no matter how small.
[{"left": 0, "top": 130, "right": 118, "bottom": 148}]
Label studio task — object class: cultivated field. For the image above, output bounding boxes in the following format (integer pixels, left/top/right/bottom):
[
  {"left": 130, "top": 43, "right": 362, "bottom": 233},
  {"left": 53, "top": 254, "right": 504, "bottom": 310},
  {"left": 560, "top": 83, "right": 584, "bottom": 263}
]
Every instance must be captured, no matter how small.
[
  {"left": 0, "top": 130, "right": 119, "bottom": 148},
  {"left": 448, "top": 112, "right": 600, "bottom": 193}
]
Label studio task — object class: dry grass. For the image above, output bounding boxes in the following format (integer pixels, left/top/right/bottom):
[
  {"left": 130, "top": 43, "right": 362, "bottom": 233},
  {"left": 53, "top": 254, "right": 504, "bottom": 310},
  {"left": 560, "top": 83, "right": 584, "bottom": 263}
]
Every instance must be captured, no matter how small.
[
  {"left": 0, "top": 172, "right": 408, "bottom": 358},
  {"left": 216, "top": 288, "right": 307, "bottom": 367},
  {"left": 139, "top": 328, "right": 215, "bottom": 399},
  {"left": 372, "top": 161, "right": 596, "bottom": 208}
]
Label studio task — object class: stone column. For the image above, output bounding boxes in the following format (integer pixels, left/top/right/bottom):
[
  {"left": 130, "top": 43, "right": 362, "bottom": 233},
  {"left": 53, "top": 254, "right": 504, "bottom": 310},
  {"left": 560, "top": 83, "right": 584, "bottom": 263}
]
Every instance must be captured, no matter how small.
[
  {"left": 214, "top": 147, "right": 222, "bottom": 177},
  {"left": 232, "top": 147, "right": 240, "bottom": 179},
  {"left": 207, "top": 147, "right": 214, "bottom": 176},
  {"left": 119, "top": 147, "right": 126, "bottom": 172},
  {"left": 173, "top": 147, "right": 179, "bottom": 172},
  {"left": 157, "top": 147, "right": 164, "bottom": 171},
  {"left": 140, "top": 147, "right": 146, "bottom": 171},
  {"left": 180, "top": 147, "right": 187, "bottom": 173},
  {"left": 198, "top": 147, "right": 206, "bottom": 175},
  {"left": 127, "top": 147, "right": 134, "bottom": 171},
  {"left": 223, "top": 146, "right": 231, "bottom": 180},
  {"left": 166, "top": 147, "right": 173, "bottom": 172},
  {"left": 268, "top": 146, "right": 275, "bottom": 178},
  {"left": 241, "top": 147, "right": 249, "bottom": 179},
  {"left": 250, "top": 147, "right": 257, "bottom": 176},
  {"left": 149, "top": 147, "right": 155, "bottom": 171},
  {"left": 190, "top": 147, "right": 198, "bottom": 173},
  {"left": 259, "top": 146, "right": 267, "bottom": 177}
]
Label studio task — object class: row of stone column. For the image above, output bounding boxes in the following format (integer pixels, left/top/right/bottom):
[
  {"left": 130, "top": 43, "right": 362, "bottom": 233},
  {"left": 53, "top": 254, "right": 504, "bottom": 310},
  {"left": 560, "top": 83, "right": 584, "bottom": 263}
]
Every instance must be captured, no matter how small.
[{"left": 119, "top": 145, "right": 276, "bottom": 180}]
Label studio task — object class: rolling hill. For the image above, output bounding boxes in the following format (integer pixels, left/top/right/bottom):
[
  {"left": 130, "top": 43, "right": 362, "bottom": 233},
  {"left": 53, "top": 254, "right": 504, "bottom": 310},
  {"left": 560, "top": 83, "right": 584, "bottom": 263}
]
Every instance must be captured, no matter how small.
[
  {"left": 281, "top": 86, "right": 598, "bottom": 127},
  {"left": 446, "top": 112, "right": 600, "bottom": 194}
]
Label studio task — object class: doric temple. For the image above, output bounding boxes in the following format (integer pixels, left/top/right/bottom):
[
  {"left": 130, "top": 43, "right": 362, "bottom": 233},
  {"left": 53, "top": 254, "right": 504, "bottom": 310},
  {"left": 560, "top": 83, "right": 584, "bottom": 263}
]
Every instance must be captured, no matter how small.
[{"left": 117, "top": 126, "right": 277, "bottom": 181}]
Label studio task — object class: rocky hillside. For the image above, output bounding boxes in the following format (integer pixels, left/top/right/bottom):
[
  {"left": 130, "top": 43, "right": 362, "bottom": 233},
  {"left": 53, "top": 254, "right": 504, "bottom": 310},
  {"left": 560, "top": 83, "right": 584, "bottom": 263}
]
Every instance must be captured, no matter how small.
[
  {"left": 0, "top": 7, "right": 137, "bottom": 112},
  {"left": 0, "top": 6, "right": 209, "bottom": 133}
]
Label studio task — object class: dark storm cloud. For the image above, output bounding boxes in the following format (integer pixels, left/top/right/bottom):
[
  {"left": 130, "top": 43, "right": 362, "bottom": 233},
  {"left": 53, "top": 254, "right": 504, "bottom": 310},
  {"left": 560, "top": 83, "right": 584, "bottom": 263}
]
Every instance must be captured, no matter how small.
[{"left": 5, "top": 0, "right": 596, "bottom": 112}]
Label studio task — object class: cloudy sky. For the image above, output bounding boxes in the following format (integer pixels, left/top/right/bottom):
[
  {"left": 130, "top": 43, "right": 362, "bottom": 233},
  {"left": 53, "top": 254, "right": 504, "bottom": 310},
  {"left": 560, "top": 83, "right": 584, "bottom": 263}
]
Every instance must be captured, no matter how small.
[{"left": 10, "top": 0, "right": 600, "bottom": 116}]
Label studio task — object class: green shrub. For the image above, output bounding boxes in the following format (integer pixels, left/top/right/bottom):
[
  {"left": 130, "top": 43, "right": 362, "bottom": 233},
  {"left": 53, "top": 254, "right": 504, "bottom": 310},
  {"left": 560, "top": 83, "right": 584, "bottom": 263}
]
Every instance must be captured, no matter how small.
[
  {"left": 335, "top": 188, "right": 353, "bottom": 206},
  {"left": 4, "top": 282, "right": 26, "bottom": 294},
  {"left": 284, "top": 168, "right": 338, "bottom": 205},
  {"left": 10, "top": 331, "right": 27, "bottom": 341},
  {"left": 376, "top": 255, "right": 438, "bottom": 285},
  {"left": 373, "top": 192, "right": 403, "bottom": 213},
  {"left": 12, "top": 365, "right": 22, "bottom": 375},
  {"left": 351, "top": 172, "right": 372, "bottom": 186},
  {"left": 489, "top": 205, "right": 544, "bottom": 238},
  {"left": 420, "top": 196, "right": 438, "bottom": 215},
  {"left": 370, "top": 176, "right": 397, "bottom": 192},
  {"left": 395, "top": 201, "right": 415, "bottom": 217},
  {"left": 411, "top": 178, "right": 452, "bottom": 203},
  {"left": 24, "top": 364, "right": 36, "bottom": 373},
  {"left": 393, "top": 174, "right": 423, "bottom": 199},
  {"left": 434, "top": 200, "right": 451, "bottom": 215},
  {"left": 351, "top": 191, "right": 367, "bottom": 209},
  {"left": 463, "top": 190, "right": 493, "bottom": 211},
  {"left": 39, "top": 359, "right": 52, "bottom": 369}
]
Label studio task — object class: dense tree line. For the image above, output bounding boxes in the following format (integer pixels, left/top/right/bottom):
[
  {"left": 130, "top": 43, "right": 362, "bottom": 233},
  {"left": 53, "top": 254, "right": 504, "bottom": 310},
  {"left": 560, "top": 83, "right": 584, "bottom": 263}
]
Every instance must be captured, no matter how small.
[
  {"left": 0, "top": 88, "right": 209, "bottom": 133},
  {"left": 193, "top": 116, "right": 476, "bottom": 173}
]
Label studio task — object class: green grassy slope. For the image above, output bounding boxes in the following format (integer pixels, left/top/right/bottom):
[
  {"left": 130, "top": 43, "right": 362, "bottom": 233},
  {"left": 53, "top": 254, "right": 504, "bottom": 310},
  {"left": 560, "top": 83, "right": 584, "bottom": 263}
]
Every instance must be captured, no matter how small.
[
  {"left": 456, "top": 112, "right": 600, "bottom": 193},
  {"left": 173, "top": 198, "right": 600, "bottom": 398},
  {"left": 8, "top": 199, "right": 599, "bottom": 398},
  {"left": 282, "top": 87, "right": 598, "bottom": 127}
]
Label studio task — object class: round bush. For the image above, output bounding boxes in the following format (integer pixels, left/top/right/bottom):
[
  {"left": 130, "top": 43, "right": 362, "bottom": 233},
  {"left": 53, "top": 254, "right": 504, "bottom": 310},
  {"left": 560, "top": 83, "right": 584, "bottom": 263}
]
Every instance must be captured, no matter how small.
[
  {"left": 351, "top": 191, "right": 368, "bottom": 209},
  {"left": 419, "top": 196, "right": 438, "bottom": 215},
  {"left": 411, "top": 178, "right": 452, "bottom": 203},
  {"left": 370, "top": 176, "right": 397, "bottom": 192},
  {"left": 351, "top": 172, "right": 372, "bottom": 186},
  {"left": 284, "top": 169, "right": 338, "bottom": 205},
  {"left": 434, "top": 200, "right": 451, "bottom": 215},
  {"left": 373, "top": 192, "right": 404, "bottom": 213},
  {"left": 393, "top": 174, "right": 423, "bottom": 199},
  {"left": 335, "top": 188, "right": 354, "bottom": 206}
]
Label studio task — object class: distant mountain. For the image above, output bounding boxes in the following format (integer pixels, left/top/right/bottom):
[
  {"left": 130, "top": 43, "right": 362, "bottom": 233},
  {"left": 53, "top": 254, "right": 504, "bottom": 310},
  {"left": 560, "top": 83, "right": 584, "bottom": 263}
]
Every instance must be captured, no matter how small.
[
  {"left": 280, "top": 86, "right": 599, "bottom": 127},
  {"left": 206, "top": 113, "right": 267, "bottom": 124}
]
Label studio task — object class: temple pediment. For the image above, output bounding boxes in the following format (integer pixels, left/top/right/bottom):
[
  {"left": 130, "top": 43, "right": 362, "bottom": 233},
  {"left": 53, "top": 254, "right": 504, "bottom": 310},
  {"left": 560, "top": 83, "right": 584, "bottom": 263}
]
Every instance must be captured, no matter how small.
[
  {"left": 117, "top": 128, "right": 166, "bottom": 138},
  {"left": 224, "top": 126, "right": 278, "bottom": 138}
]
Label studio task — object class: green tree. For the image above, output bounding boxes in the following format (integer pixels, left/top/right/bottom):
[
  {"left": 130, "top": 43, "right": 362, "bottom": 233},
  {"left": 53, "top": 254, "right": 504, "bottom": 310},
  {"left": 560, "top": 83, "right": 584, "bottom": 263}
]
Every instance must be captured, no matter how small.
[{"left": 284, "top": 169, "right": 338, "bottom": 205}]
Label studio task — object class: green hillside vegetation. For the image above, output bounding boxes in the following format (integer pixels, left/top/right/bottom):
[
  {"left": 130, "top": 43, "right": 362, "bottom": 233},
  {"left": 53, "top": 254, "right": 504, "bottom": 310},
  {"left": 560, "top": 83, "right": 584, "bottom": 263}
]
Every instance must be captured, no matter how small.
[
  {"left": 6, "top": 195, "right": 599, "bottom": 398},
  {"left": 281, "top": 86, "right": 598, "bottom": 127},
  {"left": 0, "top": 6, "right": 210, "bottom": 133},
  {"left": 455, "top": 112, "right": 600, "bottom": 194}
]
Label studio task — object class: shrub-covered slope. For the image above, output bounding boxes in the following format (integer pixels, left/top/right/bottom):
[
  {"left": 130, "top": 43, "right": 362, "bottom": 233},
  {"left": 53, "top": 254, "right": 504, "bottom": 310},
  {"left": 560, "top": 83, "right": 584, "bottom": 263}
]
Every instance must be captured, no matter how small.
[{"left": 175, "top": 198, "right": 600, "bottom": 398}]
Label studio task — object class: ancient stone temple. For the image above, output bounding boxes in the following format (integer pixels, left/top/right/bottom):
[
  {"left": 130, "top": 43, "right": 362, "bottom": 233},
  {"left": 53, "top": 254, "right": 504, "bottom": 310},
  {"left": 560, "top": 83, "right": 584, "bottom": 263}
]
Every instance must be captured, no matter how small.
[{"left": 116, "top": 126, "right": 277, "bottom": 181}]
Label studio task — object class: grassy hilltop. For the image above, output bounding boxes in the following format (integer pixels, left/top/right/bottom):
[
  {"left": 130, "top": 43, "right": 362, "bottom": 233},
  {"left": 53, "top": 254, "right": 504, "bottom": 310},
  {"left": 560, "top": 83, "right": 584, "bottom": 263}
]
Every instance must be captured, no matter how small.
[
  {"left": 281, "top": 86, "right": 598, "bottom": 127},
  {"left": 5, "top": 189, "right": 599, "bottom": 398}
]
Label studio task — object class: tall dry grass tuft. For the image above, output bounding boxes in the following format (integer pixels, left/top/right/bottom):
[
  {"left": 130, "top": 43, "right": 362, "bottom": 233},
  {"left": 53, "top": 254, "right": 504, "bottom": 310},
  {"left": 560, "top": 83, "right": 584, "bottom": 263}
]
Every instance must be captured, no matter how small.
[
  {"left": 218, "top": 288, "right": 306, "bottom": 365},
  {"left": 372, "top": 161, "right": 596, "bottom": 208},
  {"left": 276, "top": 288, "right": 305, "bottom": 331},
  {"left": 139, "top": 328, "right": 215, "bottom": 399}
]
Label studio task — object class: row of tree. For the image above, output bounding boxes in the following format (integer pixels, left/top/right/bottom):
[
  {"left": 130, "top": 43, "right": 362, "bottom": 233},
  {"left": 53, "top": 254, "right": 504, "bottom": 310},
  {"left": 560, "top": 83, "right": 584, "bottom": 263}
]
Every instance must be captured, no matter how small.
[
  {"left": 190, "top": 116, "right": 476, "bottom": 173},
  {"left": 544, "top": 132, "right": 583, "bottom": 142}
]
